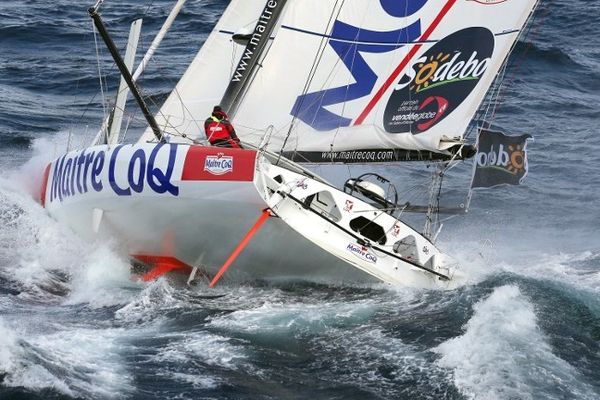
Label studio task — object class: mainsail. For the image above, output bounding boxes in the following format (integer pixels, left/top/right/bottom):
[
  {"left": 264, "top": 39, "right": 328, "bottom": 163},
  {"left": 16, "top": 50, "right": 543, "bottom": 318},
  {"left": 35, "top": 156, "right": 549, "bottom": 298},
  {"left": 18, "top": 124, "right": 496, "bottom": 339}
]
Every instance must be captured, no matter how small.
[{"left": 141, "top": 0, "right": 539, "bottom": 163}]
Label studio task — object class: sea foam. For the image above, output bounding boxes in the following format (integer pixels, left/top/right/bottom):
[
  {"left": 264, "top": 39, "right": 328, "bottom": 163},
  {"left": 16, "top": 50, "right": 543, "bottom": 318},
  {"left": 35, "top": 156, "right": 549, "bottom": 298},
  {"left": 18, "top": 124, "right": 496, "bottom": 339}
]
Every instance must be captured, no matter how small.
[{"left": 435, "top": 285, "right": 596, "bottom": 400}]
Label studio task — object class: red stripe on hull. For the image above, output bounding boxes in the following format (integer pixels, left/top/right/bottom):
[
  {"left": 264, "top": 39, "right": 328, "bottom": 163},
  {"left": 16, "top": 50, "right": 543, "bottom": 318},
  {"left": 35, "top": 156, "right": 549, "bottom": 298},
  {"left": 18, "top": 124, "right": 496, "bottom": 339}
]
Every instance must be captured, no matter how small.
[
  {"left": 40, "top": 163, "right": 51, "bottom": 208},
  {"left": 181, "top": 146, "right": 257, "bottom": 182}
]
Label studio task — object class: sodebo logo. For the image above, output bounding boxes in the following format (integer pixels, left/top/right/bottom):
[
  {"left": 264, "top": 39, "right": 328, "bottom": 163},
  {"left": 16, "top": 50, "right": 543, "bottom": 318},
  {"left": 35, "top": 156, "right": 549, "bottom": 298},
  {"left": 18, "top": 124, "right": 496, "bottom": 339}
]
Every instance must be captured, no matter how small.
[
  {"left": 385, "top": 27, "right": 495, "bottom": 134},
  {"left": 476, "top": 143, "right": 527, "bottom": 174}
]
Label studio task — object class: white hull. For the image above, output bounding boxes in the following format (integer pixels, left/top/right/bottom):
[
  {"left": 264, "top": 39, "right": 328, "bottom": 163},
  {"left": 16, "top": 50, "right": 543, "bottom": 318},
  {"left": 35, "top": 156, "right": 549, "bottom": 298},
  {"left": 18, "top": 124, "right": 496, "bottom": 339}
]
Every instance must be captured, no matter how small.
[{"left": 41, "top": 143, "right": 456, "bottom": 287}]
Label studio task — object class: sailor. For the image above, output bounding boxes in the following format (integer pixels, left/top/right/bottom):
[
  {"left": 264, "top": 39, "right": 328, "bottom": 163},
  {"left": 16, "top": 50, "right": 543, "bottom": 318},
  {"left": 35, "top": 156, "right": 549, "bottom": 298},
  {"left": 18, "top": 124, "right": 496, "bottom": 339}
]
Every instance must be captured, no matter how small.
[{"left": 204, "top": 105, "right": 242, "bottom": 148}]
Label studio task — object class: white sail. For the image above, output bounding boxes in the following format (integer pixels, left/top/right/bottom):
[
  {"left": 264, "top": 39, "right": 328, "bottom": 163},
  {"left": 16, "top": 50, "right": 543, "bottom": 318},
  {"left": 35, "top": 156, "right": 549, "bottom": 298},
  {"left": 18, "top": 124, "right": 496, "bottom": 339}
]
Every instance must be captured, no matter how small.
[
  {"left": 233, "top": 0, "right": 539, "bottom": 161},
  {"left": 143, "top": 0, "right": 538, "bottom": 162},
  {"left": 138, "top": 0, "right": 268, "bottom": 143}
]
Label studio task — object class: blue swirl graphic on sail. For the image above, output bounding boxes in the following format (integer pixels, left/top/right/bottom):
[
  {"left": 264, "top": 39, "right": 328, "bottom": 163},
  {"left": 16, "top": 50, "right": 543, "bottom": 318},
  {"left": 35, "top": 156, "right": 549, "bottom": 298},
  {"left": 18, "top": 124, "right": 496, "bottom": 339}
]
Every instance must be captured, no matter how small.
[
  {"left": 380, "top": 0, "right": 429, "bottom": 17},
  {"left": 290, "top": 0, "right": 429, "bottom": 131}
]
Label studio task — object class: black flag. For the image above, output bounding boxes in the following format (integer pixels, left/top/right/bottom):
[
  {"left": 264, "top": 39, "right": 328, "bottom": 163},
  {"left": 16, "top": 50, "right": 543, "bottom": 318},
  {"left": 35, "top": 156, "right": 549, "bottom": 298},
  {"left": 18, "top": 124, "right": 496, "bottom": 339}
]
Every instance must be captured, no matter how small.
[{"left": 471, "top": 129, "right": 532, "bottom": 189}]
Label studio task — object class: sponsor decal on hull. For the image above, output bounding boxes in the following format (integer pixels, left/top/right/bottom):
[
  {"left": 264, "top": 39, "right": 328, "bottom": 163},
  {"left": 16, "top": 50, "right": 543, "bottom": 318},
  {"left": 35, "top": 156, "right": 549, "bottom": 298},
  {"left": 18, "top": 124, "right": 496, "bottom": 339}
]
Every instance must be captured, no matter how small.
[
  {"left": 296, "top": 178, "right": 308, "bottom": 190},
  {"left": 385, "top": 27, "right": 495, "bottom": 134},
  {"left": 344, "top": 200, "right": 354, "bottom": 212},
  {"left": 49, "top": 144, "right": 179, "bottom": 203},
  {"left": 40, "top": 163, "right": 51, "bottom": 207},
  {"left": 204, "top": 153, "right": 233, "bottom": 175},
  {"left": 346, "top": 243, "right": 378, "bottom": 264},
  {"left": 181, "top": 146, "right": 256, "bottom": 182},
  {"left": 392, "top": 222, "right": 401, "bottom": 237}
]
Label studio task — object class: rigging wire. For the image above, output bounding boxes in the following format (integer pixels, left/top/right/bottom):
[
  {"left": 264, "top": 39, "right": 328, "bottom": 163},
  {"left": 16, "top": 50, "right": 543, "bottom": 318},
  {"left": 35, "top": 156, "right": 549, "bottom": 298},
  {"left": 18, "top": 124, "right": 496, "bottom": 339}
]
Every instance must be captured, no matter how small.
[
  {"left": 440, "top": 1, "right": 546, "bottom": 212},
  {"left": 330, "top": 0, "right": 372, "bottom": 150},
  {"left": 63, "top": 0, "right": 172, "bottom": 146},
  {"left": 423, "top": 163, "right": 443, "bottom": 240},
  {"left": 135, "top": 7, "right": 230, "bottom": 143},
  {"left": 280, "top": 0, "right": 344, "bottom": 159},
  {"left": 468, "top": 0, "right": 547, "bottom": 136},
  {"left": 98, "top": 0, "right": 189, "bottom": 144},
  {"left": 142, "top": 0, "right": 156, "bottom": 17},
  {"left": 140, "top": 57, "right": 203, "bottom": 143},
  {"left": 489, "top": 1, "right": 548, "bottom": 124}
]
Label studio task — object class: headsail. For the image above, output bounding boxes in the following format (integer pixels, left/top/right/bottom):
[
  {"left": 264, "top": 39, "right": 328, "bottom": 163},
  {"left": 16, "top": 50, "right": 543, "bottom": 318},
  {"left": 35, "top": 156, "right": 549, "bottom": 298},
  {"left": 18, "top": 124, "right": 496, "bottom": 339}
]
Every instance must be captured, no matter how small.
[{"left": 142, "top": 0, "right": 539, "bottom": 163}]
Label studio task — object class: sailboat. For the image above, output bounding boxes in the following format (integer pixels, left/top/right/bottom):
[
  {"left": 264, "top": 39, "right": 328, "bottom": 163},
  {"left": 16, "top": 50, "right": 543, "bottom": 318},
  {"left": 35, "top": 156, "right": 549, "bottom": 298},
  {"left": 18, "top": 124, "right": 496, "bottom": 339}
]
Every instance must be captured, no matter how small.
[{"left": 38, "top": 0, "right": 539, "bottom": 288}]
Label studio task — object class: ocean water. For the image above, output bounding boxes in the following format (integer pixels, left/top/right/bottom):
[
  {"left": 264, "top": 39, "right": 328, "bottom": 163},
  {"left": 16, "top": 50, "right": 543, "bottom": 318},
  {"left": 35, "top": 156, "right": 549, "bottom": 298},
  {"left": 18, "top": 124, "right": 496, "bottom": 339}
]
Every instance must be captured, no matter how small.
[{"left": 1, "top": 0, "right": 599, "bottom": 399}]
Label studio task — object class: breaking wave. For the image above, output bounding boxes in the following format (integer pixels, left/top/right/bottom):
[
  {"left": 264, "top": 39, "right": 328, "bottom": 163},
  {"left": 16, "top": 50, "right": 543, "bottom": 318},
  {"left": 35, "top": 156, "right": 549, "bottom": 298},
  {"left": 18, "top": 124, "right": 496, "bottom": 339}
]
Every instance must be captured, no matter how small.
[{"left": 436, "top": 285, "right": 597, "bottom": 400}]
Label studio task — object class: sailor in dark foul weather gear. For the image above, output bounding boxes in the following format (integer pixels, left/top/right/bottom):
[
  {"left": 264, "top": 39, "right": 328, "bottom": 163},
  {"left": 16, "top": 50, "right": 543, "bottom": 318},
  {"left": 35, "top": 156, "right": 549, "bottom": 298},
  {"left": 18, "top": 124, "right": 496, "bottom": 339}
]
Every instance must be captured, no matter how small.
[{"left": 204, "top": 105, "right": 242, "bottom": 148}]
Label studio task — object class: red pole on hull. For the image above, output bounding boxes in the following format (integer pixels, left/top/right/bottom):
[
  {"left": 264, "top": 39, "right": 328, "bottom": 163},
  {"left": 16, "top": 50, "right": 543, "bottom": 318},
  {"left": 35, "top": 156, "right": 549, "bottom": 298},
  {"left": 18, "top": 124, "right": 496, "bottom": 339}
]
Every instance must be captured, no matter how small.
[{"left": 209, "top": 209, "right": 271, "bottom": 288}]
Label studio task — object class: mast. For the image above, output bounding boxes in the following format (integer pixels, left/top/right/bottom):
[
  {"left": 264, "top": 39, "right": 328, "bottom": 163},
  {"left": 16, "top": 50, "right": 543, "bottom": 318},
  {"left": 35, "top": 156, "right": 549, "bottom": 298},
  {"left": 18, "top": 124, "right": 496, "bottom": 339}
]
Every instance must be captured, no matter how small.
[
  {"left": 219, "top": 0, "right": 288, "bottom": 117},
  {"left": 423, "top": 163, "right": 445, "bottom": 241},
  {"left": 88, "top": 5, "right": 164, "bottom": 143}
]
